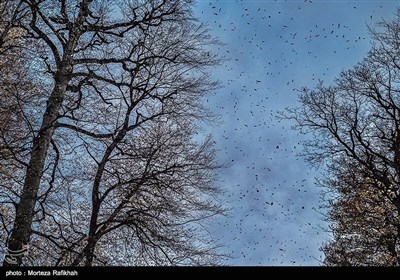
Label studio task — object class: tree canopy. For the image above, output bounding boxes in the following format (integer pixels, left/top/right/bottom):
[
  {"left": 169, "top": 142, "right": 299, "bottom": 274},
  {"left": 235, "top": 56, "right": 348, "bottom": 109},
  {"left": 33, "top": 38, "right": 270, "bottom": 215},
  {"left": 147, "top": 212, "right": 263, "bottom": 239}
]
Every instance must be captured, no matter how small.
[
  {"left": 1, "top": 0, "right": 225, "bottom": 266},
  {"left": 286, "top": 10, "right": 400, "bottom": 266}
]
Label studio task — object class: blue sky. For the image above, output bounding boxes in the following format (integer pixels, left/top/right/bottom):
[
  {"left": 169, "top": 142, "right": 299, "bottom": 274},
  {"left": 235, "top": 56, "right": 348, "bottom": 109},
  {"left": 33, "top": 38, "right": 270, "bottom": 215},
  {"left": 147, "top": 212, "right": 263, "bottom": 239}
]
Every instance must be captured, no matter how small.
[{"left": 192, "top": 0, "right": 400, "bottom": 265}]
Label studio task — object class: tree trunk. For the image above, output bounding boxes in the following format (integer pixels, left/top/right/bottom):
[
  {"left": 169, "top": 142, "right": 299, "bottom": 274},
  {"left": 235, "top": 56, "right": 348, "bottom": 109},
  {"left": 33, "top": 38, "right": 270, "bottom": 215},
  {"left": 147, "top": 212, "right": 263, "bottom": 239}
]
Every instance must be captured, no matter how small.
[
  {"left": 2, "top": 0, "right": 92, "bottom": 266},
  {"left": 70, "top": 129, "right": 128, "bottom": 266},
  {"left": 71, "top": 236, "right": 98, "bottom": 266},
  {"left": 3, "top": 75, "right": 69, "bottom": 266}
]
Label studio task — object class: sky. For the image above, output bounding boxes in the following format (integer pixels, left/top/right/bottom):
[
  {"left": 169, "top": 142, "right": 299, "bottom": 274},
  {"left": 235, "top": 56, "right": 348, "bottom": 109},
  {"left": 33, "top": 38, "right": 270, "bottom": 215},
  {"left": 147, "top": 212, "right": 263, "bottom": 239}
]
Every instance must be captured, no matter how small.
[{"left": 192, "top": 0, "right": 400, "bottom": 265}]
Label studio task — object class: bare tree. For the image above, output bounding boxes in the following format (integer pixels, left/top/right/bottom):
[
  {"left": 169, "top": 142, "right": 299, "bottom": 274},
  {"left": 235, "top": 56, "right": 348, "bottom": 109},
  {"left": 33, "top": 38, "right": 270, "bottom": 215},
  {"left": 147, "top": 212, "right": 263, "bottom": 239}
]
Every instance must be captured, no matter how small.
[
  {"left": 284, "top": 11, "right": 400, "bottom": 266},
  {"left": 0, "top": 0, "right": 44, "bottom": 265},
  {"left": 1, "top": 0, "right": 225, "bottom": 266}
]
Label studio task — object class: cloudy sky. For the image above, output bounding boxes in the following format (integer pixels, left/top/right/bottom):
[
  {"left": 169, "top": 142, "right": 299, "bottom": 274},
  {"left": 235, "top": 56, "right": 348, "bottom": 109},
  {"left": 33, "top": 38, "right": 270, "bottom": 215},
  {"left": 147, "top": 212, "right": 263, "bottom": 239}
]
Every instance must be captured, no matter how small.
[{"left": 192, "top": 0, "right": 400, "bottom": 265}]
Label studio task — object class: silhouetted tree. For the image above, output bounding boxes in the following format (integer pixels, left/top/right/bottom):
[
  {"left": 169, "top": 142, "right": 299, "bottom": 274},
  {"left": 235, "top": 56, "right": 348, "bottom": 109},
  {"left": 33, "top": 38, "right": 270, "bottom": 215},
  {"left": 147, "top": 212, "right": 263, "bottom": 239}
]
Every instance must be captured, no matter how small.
[
  {"left": 1, "top": 0, "right": 225, "bottom": 266},
  {"left": 286, "top": 11, "right": 400, "bottom": 266},
  {"left": 0, "top": 0, "right": 45, "bottom": 264}
]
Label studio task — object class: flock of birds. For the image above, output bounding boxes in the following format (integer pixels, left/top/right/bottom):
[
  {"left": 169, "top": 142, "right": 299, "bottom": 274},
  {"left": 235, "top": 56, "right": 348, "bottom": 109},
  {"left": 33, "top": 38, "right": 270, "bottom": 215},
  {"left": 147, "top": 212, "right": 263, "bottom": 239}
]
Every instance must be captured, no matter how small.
[{"left": 194, "top": 0, "right": 398, "bottom": 265}]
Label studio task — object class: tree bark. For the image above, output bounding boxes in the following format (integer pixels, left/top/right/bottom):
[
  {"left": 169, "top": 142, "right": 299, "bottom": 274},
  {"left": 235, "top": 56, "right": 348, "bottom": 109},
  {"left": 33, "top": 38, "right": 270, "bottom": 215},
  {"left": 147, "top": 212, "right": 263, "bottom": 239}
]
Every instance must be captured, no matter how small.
[
  {"left": 3, "top": 0, "right": 93, "bottom": 266},
  {"left": 3, "top": 72, "right": 70, "bottom": 266}
]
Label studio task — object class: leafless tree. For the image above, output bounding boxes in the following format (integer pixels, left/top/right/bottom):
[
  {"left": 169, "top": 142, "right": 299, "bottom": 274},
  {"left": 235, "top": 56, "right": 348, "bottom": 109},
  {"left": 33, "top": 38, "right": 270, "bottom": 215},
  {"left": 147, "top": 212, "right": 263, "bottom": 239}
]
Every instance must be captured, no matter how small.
[
  {"left": 284, "top": 11, "right": 400, "bottom": 266},
  {"left": 0, "top": 0, "right": 44, "bottom": 264},
  {"left": 1, "top": 0, "right": 226, "bottom": 266}
]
